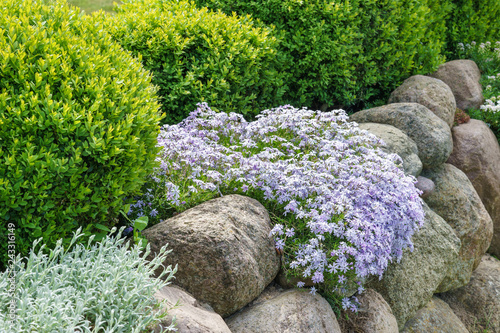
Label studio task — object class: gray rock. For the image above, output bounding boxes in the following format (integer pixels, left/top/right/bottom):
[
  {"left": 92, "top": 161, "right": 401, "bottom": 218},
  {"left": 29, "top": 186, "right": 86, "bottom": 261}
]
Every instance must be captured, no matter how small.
[
  {"left": 422, "top": 164, "right": 494, "bottom": 291},
  {"left": 338, "top": 289, "right": 398, "bottom": 333},
  {"left": 429, "top": 60, "right": 483, "bottom": 110},
  {"left": 366, "top": 202, "right": 461, "bottom": 330},
  {"left": 389, "top": 75, "right": 456, "bottom": 128},
  {"left": 142, "top": 194, "right": 280, "bottom": 317},
  {"left": 350, "top": 103, "right": 453, "bottom": 168},
  {"left": 358, "top": 122, "right": 422, "bottom": 177},
  {"left": 401, "top": 297, "right": 468, "bottom": 333},
  {"left": 152, "top": 285, "right": 231, "bottom": 333},
  {"left": 225, "top": 289, "right": 341, "bottom": 333},
  {"left": 438, "top": 254, "right": 500, "bottom": 333},
  {"left": 415, "top": 176, "right": 435, "bottom": 199},
  {"left": 447, "top": 119, "right": 500, "bottom": 258}
]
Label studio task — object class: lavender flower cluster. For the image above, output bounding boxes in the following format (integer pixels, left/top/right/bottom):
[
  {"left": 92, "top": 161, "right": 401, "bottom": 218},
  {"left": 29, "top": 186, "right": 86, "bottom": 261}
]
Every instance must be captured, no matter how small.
[{"left": 132, "top": 103, "right": 424, "bottom": 310}]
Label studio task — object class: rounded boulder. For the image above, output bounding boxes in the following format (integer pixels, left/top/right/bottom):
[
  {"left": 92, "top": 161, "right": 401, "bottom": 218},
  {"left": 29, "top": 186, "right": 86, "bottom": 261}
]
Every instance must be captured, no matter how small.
[
  {"left": 142, "top": 194, "right": 280, "bottom": 317},
  {"left": 225, "top": 289, "right": 341, "bottom": 333},
  {"left": 366, "top": 202, "right": 461, "bottom": 329},
  {"left": 389, "top": 75, "right": 456, "bottom": 128},
  {"left": 339, "top": 289, "right": 398, "bottom": 333},
  {"left": 422, "top": 164, "right": 494, "bottom": 291},
  {"left": 438, "top": 254, "right": 500, "bottom": 333},
  {"left": 350, "top": 103, "right": 453, "bottom": 169},
  {"left": 152, "top": 285, "right": 232, "bottom": 333},
  {"left": 401, "top": 297, "right": 468, "bottom": 333},
  {"left": 447, "top": 119, "right": 500, "bottom": 257},
  {"left": 429, "top": 59, "right": 483, "bottom": 110},
  {"left": 358, "top": 123, "right": 422, "bottom": 177}
]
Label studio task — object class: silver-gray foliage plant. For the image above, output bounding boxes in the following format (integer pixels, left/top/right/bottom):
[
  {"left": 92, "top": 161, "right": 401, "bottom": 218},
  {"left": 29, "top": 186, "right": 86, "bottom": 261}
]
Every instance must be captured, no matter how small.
[{"left": 0, "top": 227, "right": 177, "bottom": 332}]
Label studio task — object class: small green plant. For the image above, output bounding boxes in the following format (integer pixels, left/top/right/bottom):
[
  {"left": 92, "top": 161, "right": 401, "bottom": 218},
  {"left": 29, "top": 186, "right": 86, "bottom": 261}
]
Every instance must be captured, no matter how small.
[
  {"left": 121, "top": 206, "right": 151, "bottom": 249},
  {"left": 0, "top": 227, "right": 177, "bottom": 332},
  {"left": 454, "top": 108, "right": 471, "bottom": 126}
]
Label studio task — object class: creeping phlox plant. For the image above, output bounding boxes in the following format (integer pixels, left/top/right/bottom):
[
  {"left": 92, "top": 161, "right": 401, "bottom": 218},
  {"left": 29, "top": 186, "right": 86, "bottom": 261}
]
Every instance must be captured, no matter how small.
[
  {"left": 457, "top": 41, "right": 500, "bottom": 140},
  {"left": 130, "top": 103, "right": 424, "bottom": 310},
  {"left": 0, "top": 227, "right": 177, "bottom": 332}
]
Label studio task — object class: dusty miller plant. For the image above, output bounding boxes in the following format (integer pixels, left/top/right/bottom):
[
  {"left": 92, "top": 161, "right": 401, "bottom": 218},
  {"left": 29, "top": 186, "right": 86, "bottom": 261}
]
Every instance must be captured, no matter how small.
[{"left": 0, "top": 227, "right": 177, "bottom": 332}]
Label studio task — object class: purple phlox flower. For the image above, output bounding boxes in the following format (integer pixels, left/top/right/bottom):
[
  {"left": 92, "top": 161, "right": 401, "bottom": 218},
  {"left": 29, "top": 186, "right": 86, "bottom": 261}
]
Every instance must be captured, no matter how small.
[
  {"left": 152, "top": 103, "right": 424, "bottom": 296},
  {"left": 341, "top": 297, "right": 351, "bottom": 310},
  {"left": 275, "top": 239, "right": 285, "bottom": 251},
  {"left": 270, "top": 224, "right": 284, "bottom": 237},
  {"left": 150, "top": 209, "right": 158, "bottom": 217},
  {"left": 297, "top": 281, "right": 305, "bottom": 288},
  {"left": 309, "top": 286, "right": 317, "bottom": 295},
  {"left": 312, "top": 271, "right": 324, "bottom": 284}
]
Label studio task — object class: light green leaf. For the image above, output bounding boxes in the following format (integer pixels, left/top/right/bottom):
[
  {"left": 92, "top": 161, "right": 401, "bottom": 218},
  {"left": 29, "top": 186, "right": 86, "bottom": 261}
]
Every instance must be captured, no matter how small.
[{"left": 133, "top": 216, "right": 148, "bottom": 231}]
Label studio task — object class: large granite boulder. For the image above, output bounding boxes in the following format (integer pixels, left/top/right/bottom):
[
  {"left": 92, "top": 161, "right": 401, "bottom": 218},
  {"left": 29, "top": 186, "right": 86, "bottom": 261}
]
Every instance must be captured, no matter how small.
[
  {"left": 429, "top": 60, "right": 483, "bottom": 110},
  {"left": 142, "top": 195, "right": 280, "bottom": 317},
  {"left": 389, "top": 75, "right": 456, "bottom": 128},
  {"left": 338, "top": 289, "right": 398, "bottom": 333},
  {"left": 447, "top": 119, "right": 500, "bottom": 257},
  {"left": 438, "top": 254, "right": 500, "bottom": 333},
  {"left": 225, "top": 289, "right": 341, "bottom": 333},
  {"left": 401, "top": 297, "right": 468, "bottom": 333},
  {"left": 350, "top": 103, "right": 453, "bottom": 168},
  {"left": 422, "top": 164, "right": 494, "bottom": 291},
  {"left": 358, "top": 122, "right": 422, "bottom": 177},
  {"left": 365, "top": 202, "right": 461, "bottom": 329},
  {"left": 152, "top": 285, "right": 231, "bottom": 333}
]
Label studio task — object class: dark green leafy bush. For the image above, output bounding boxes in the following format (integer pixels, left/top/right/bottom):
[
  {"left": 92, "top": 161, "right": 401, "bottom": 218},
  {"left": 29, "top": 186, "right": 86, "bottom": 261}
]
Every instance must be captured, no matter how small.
[
  {"left": 107, "top": 0, "right": 287, "bottom": 124},
  {"left": 194, "top": 0, "right": 449, "bottom": 110},
  {"left": 0, "top": 0, "right": 163, "bottom": 269}
]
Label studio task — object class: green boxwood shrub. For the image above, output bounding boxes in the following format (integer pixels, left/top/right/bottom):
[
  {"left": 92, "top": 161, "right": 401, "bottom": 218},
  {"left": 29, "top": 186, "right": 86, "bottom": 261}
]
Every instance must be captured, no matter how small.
[
  {"left": 107, "top": 0, "right": 287, "bottom": 124},
  {"left": 0, "top": 0, "right": 163, "bottom": 270},
  {"left": 446, "top": 0, "right": 500, "bottom": 57},
  {"left": 194, "top": 0, "right": 449, "bottom": 110}
]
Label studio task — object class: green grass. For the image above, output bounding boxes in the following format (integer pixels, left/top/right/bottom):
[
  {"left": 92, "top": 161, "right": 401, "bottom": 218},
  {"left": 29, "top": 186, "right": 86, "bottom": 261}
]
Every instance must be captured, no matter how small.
[{"left": 67, "top": 0, "right": 119, "bottom": 13}]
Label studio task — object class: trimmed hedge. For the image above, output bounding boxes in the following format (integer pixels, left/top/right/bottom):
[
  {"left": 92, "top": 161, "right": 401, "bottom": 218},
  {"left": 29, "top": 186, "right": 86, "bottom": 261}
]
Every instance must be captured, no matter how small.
[
  {"left": 0, "top": 0, "right": 163, "bottom": 269},
  {"left": 193, "top": 0, "right": 450, "bottom": 110},
  {"left": 107, "top": 0, "right": 287, "bottom": 124}
]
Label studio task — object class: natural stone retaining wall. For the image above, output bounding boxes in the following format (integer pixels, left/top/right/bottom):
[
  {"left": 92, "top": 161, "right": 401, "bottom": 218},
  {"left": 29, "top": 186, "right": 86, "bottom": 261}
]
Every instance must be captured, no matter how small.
[{"left": 145, "top": 59, "right": 499, "bottom": 332}]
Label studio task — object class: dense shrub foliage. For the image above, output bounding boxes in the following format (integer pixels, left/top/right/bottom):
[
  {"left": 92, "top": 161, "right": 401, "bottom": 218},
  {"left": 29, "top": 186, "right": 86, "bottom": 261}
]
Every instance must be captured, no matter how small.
[
  {"left": 0, "top": 0, "right": 163, "bottom": 269},
  {"left": 0, "top": 228, "right": 177, "bottom": 332},
  {"left": 107, "top": 0, "right": 286, "bottom": 124},
  {"left": 129, "top": 103, "right": 424, "bottom": 309},
  {"left": 446, "top": 0, "right": 500, "bottom": 57},
  {"left": 193, "top": 0, "right": 448, "bottom": 110}
]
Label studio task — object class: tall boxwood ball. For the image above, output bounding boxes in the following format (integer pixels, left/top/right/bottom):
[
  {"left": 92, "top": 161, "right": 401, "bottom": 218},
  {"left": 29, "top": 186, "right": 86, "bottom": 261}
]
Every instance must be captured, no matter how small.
[
  {"left": 0, "top": 0, "right": 163, "bottom": 269},
  {"left": 106, "top": 0, "right": 287, "bottom": 125}
]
